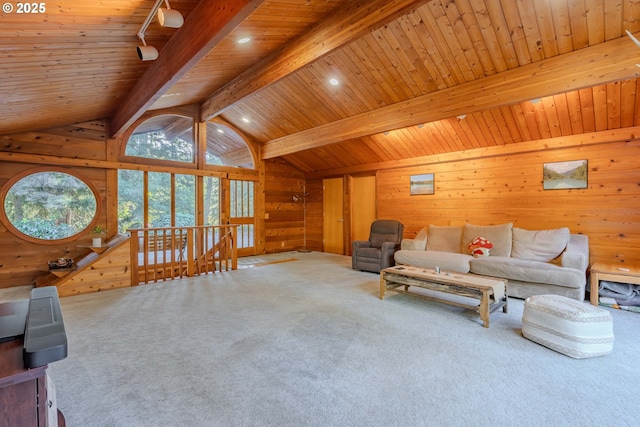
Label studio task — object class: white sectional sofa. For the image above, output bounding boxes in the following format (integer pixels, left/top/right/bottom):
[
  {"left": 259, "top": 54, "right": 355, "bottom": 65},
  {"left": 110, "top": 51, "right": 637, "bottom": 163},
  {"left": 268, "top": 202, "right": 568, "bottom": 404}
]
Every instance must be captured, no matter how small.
[{"left": 394, "top": 223, "right": 589, "bottom": 301}]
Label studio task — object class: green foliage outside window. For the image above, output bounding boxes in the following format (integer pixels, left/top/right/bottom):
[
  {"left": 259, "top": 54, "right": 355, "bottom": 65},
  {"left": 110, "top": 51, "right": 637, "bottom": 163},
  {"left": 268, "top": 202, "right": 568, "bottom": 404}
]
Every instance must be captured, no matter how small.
[
  {"left": 117, "top": 115, "right": 237, "bottom": 235},
  {"left": 118, "top": 172, "right": 220, "bottom": 235},
  {"left": 118, "top": 170, "right": 144, "bottom": 232},
  {"left": 125, "top": 126, "right": 194, "bottom": 163},
  {"left": 3, "top": 171, "right": 96, "bottom": 240}
]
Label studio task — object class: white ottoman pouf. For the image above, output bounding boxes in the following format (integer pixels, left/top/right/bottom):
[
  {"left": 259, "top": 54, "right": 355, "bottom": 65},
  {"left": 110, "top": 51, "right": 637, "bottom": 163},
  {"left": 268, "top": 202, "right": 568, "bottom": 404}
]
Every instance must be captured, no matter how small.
[{"left": 522, "top": 294, "right": 614, "bottom": 358}]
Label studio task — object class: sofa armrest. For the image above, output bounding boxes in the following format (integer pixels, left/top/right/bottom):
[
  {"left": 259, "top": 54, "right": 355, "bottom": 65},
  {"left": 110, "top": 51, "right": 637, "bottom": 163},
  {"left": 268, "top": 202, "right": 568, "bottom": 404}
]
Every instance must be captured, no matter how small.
[
  {"left": 404, "top": 227, "right": 427, "bottom": 251},
  {"left": 561, "top": 234, "right": 589, "bottom": 272},
  {"left": 401, "top": 238, "right": 424, "bottom": 251}
]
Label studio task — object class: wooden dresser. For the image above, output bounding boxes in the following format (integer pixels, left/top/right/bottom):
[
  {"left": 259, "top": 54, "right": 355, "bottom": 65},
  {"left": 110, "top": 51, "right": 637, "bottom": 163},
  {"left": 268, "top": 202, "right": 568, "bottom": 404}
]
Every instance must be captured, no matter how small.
[{"left": 0, "top": 301, "right": 65, "bottom": 426}]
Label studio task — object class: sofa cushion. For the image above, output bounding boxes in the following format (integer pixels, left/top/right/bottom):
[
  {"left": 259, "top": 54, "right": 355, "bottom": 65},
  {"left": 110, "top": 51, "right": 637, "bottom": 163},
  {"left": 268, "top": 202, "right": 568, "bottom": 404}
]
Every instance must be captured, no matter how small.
[
  {"left": 427, "top": 225, "right": 462, "bottom": 253},
  {"left": 462, "top": 223, "right": 513, "bottom": 257},
  {"left": 512, "top": 227, "right": 570, "bottom": 262},
  {"left": 395, "top": 249, "right": 471, "bottom": 273},
  {"left": 413, "top": 227, "right": 428, "bottom": 250},
  {"left": 469, "top": 257, "right": 585, "bottom": 288}
]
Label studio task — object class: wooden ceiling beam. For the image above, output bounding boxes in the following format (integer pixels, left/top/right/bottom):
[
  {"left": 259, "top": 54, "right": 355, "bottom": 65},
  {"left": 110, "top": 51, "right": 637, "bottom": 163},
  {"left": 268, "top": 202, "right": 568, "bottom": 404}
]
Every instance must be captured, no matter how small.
[
  {"left": 261, "top": 34, "right": 640, "bottom": 159},
  {"left": 0, "top": 150, "right": 258, "bottom": 178},
  {"left": 109, "top": 0, "right": 265, "bottom": 138},
  {"left": 303, "top": 127, "right": 640, "bottom": 179},
  {"left": 199, "top": 0, "right": 429, "bottom": 122}
]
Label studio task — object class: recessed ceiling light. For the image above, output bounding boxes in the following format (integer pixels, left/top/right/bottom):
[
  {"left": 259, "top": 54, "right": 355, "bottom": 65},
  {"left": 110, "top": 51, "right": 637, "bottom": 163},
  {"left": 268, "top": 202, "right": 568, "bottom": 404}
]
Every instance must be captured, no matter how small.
[
  {"left": 238, "top": 37, "right": 251, "bottom": 44},
  {"left": 530, "top": 98, "right": 541, "bottom": 104},
  {"left": 242, "top": 117, "right": 250, "bottom": 123},
  {"left": 329, "top": 78, "right": 339, "bottom": 86},
  {"left": 217, "top": 128, "right": 224, "bottom": 134},
  {"left": 457, "top": 114, "right": 466, "bottom": 120}
]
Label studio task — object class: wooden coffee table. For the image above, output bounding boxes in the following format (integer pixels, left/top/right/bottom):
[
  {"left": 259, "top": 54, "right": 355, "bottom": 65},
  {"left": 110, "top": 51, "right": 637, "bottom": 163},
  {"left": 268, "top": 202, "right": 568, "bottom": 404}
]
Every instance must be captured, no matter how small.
[
  {"left": 589, "top": 262, "right": 640, "bottom": 306},
  {"left": 380, "top": 265, "right": 508, "bottom": 328}
]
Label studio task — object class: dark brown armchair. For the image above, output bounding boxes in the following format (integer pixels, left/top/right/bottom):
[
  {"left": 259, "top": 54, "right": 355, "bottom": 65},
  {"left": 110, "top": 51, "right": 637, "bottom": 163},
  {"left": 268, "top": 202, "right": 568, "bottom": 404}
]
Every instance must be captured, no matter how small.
[{"left": 352, "top": 220, "right": 404, "bottom": 273}]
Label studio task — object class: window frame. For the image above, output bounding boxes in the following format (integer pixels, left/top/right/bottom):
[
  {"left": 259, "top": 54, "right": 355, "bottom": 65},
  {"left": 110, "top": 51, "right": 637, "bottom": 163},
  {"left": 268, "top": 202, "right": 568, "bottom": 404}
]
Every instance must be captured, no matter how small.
[{"left": 0, "top": 166, "right": 102, "bottom": 245}]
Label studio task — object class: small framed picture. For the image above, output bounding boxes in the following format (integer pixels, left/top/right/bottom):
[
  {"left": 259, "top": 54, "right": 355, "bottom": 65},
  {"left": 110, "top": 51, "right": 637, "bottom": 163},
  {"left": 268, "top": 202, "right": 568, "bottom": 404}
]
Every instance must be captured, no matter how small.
[
  {"left": 543, "top": 160, "right": 588, "bottom": 190},
  {"left": 410, "top": 173, "right": 434, "bottom": 195}
]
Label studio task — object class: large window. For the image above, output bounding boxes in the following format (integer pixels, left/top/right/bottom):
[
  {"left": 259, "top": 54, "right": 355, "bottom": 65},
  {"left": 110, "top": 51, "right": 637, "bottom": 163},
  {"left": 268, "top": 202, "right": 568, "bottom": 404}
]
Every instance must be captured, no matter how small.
[
  {"left": 118, "top": 170, "right": 144, "bottom": 232},
  {"left": 206, "top": 122, "right": 254, "bottom": 168},
  {"left": 175, "top": 174, "right": 196, "bottom": 227},
  {"left": 1, "top": 169, "right": 98, "bottom": 242},
  {"left": 148, "top": 172, "right": 171, "bottom": 227},
  {"left": 203, "top": 176, "right": 220, "bottom": 226},
  {"left": 125, "top": 115, "right": 194, "bottom": 163},
  {"left": 117, "top": 171, "right": 198, "bottom": 233},
  {"left": 117, "top": 115, "right": 253, "bottom": 250}
]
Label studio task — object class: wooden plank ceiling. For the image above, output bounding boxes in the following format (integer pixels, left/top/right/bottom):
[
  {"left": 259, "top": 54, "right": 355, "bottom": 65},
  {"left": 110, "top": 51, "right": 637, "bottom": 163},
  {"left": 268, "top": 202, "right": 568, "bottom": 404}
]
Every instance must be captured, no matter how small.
[{"left": 1, "top": 0, "right": 640, "bottom": 174}]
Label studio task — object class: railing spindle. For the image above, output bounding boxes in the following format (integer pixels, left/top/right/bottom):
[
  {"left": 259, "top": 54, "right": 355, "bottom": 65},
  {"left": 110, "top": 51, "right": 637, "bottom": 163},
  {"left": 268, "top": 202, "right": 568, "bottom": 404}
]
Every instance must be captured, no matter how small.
[{"left": 129, "top": 225, "right": 239, "bottom": 285}]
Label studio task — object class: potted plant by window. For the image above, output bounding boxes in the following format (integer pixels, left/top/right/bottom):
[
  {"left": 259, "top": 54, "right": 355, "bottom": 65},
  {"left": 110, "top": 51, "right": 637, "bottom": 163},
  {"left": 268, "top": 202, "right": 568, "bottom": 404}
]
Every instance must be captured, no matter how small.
[{"left": 92, "top": 225, "right": 106, "bottom": 247}]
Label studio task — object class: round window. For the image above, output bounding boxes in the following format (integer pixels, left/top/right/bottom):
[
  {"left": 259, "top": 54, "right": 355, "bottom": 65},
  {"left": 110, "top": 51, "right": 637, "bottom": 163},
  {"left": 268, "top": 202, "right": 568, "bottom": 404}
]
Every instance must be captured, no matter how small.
[{"left": 1, "top": 169, "right": 98, "bottom": 243}]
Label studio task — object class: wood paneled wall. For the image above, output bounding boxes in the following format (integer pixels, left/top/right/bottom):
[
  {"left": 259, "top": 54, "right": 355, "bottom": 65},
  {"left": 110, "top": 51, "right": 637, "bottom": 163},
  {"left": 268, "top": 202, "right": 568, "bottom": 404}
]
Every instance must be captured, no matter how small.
[
  {"left": 263, "top": 158, "right": 305, "bottom": 253},
  {"left": 0, "top": 119, "right": 305, "bottom": 289},
  {"left": 304, "top": 179, "right": 324, "bottom": 252},
  {"left": 2, "top": 118, "right": 638, "bottom": 291},
  {"left": 56, "top": 239, "right": 131, "bottom": 297},
  {"left": 0, "top": 122, "right": 110, "bottom": 289},
  {"left": 374, "top": 140, "right": 640, "bottom": 265}
]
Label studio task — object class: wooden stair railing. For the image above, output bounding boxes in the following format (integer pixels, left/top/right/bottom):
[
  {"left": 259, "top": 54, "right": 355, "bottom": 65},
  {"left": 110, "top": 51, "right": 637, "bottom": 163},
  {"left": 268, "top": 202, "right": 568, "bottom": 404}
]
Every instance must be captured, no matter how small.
[
  {"left": 193, "top": 228, "right": 236, "bottom": 274},
  {"left": 130, "top": 225, "right": 238, "bottom": 285}
]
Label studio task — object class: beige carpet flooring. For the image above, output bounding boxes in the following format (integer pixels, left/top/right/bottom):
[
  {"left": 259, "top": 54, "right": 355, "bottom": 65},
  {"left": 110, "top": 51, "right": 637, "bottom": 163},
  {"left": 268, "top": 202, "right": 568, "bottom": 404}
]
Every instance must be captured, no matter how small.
[{"left": 28, "top": 251, "right": 640, "bottom": 426}]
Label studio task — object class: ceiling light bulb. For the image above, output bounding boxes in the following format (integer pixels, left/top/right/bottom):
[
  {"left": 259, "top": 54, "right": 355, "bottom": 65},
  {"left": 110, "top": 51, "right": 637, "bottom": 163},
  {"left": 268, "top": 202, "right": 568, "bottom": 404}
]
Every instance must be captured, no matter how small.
[
  {"left": 217, "top": 128, "right": 224, "bottom": 134},
  {"left": 329, "top": 78, "right": 339, "bottom": 86},
  {"left": 157, "top": 7, "right": 184, "bottom": 28},
  {"left": 238, "top": 37, "right": 251, "bottom": 44}
]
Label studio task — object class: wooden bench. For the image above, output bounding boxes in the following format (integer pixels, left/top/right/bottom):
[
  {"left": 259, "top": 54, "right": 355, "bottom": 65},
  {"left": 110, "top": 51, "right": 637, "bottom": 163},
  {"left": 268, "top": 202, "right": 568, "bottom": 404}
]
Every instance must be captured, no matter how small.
[{"left": 143, "top": 232, "right": 188, "bottom": 260}]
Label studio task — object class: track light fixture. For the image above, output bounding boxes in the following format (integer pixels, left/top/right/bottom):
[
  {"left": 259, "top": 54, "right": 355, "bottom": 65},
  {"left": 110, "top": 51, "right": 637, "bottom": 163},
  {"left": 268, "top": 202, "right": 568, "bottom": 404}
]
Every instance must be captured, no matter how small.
[
  {"left": 136, "top": 0, "right": 184, "bottom": 61},
  {"left": 157, "top": 6, "right": 184, "bottom": 28},
  {"left": 137, "top": 37, "right": 159, "bottom": 61}
]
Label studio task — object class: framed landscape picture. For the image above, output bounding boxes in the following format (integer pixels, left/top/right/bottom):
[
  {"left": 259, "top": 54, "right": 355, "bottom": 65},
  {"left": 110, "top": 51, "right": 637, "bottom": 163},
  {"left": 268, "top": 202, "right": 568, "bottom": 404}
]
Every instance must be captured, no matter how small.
[
  {"left": 410, "top": 173, "right": 434, "bottom": 195},
  {"left": 543, "top": 160, "right": 588, "bottom": 190}
]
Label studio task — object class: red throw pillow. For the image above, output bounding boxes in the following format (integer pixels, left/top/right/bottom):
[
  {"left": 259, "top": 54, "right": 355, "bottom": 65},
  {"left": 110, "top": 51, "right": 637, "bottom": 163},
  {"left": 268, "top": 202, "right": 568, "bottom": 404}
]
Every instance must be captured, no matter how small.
[{"left": 468, "top": 236, "right": 493, "bottom": 257}]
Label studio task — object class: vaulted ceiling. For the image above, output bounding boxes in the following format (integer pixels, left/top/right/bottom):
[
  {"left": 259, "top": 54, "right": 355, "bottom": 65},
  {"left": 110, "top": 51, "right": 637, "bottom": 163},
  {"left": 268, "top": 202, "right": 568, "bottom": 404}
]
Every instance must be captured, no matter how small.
[{"left": 2, "top": 0, "right": 639, "bottom": 174}]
